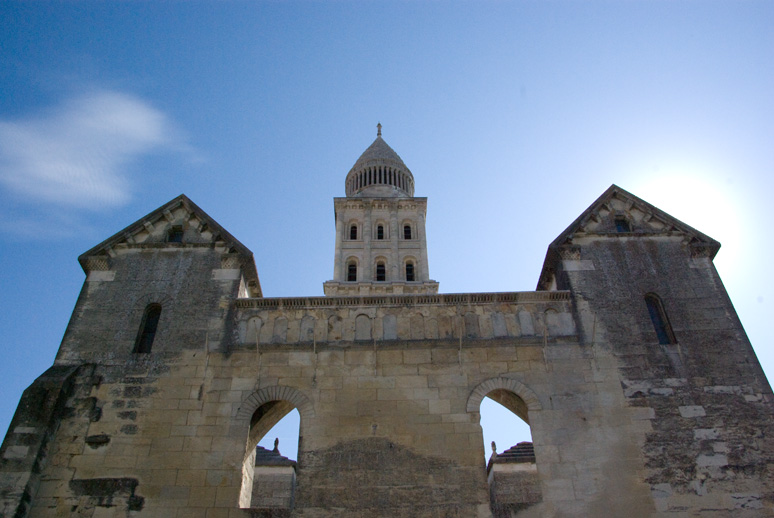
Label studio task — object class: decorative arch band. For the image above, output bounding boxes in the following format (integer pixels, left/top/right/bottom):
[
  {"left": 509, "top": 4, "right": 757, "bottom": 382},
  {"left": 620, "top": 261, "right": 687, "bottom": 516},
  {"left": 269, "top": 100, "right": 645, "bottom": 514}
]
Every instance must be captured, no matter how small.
[
  {"left": 236, "top": 385, "right": 315, "bottom": 421},
  {"left": 466, "top": 377, "right": 542, "bottom": 413}
]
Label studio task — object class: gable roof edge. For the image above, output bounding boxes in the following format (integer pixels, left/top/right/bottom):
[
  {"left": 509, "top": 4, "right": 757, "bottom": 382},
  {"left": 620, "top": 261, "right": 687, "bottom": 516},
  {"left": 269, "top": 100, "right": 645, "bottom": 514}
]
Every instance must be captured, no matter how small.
[
  {"left": 77, "top": 194, "right": 261, "bottom": 295},
  {"left": 537, "top": 184, "right": 721, "bottom": 290}
]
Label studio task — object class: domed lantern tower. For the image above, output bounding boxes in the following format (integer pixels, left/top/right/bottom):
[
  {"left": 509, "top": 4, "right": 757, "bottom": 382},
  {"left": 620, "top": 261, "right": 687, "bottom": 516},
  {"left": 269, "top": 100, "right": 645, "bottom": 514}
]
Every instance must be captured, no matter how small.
[{"left": 324, "top": 124, "right": 439, "bottom": 296}]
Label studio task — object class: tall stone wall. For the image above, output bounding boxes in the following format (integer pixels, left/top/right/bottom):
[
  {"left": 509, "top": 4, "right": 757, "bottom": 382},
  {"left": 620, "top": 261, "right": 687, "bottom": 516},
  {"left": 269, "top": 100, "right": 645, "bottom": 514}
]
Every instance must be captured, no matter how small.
[
  {"left": 2, "top": 189, "right": 773, "bottom": 516},
  {"left": 2, "top": 284, "right": 673, "bottom": 517},
  {"left": 553, "top": 234, "right": 774, "bottom": 515}
]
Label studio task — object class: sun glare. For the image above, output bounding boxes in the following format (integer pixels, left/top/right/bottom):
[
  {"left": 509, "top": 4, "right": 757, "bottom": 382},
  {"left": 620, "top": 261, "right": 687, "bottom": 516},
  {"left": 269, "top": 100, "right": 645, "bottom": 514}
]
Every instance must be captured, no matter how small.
[{"left": 628, "top": 167, "right": 748, "bottom": 281}]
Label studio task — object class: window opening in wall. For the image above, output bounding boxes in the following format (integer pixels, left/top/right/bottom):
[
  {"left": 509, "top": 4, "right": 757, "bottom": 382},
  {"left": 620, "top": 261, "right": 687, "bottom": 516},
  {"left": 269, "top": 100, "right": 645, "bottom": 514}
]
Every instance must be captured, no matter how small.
[
  {"left": 134, "top": 304, "right": 161, "bottom": 353},
  {"left": 645, "top": 293, "right": 676, "bottom": 344},
  {"left": 167, "top": 225, "right": 183, "bottom": 243},
  {"left": 347, "top": 262, "right": 357, "bottom": 282},
  {"left": 376, "top": 262, "right": 386, "bottom": 281},
  {"left": 256, "top": 409, "right": 300, "bottom": 460},
  {"left": 377, "top": 225, "right": 384, "bottom": 240},
  {"left": 405, "top": 262, "right": 415, "bottom": 282},
  {"left": 614, "top": 217, "right": 631, "bottom": 233},
  {"left": 240, "top": 405, "right": 300, "bottom": 510},
  {"left": 480, "top": 394, "right": 541, "bottom": 516},
  {"left": 350, "top": 225, "right": 358, "bottom": 240},
  {"left": 404, "top": 225, "right": 412, "bottom": 240}
]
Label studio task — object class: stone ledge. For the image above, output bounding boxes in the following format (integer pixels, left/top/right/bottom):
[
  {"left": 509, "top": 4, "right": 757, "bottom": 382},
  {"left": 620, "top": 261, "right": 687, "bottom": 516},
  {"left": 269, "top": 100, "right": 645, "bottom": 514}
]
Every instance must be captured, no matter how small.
[{"left": 236, "top": 291, "right": 571, "bottom": 310}]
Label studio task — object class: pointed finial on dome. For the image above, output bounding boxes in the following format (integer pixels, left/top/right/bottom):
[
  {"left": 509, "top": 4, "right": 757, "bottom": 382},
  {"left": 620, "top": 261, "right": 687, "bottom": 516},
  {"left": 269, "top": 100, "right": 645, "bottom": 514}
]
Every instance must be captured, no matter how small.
[{"left": 377, "top": 122, "right": 382, "bottom": 137}]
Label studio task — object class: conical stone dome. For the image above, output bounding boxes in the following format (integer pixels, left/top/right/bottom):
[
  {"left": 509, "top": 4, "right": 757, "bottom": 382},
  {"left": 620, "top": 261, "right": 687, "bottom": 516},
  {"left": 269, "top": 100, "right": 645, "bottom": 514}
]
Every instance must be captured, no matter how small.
[{"left": 345, "top": 124, "right": 415, "bottom": 197}]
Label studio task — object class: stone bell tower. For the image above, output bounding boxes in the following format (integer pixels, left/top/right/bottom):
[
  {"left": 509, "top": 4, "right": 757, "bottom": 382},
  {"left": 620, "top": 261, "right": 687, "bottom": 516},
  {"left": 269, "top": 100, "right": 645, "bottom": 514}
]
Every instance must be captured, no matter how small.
[{"left": 323, "top": 124, "right": 438, "bottom": 296}]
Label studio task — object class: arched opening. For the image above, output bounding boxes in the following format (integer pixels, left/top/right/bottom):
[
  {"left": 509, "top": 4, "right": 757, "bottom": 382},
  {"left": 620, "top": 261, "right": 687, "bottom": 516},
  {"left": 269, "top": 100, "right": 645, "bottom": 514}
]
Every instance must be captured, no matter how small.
[
  {"left": 347, "top": 260, "right": 357, "bottom": 282},
  {"left": 469, "top": 381, "right": 543, "bottom": 516},
  {"left": 480, "top": 395, "right": 532, "bottom": 461},
  {"left": 349, "top": 224, "right": 358, "bottom": 240},
  {"left": 645, "top": 293, "right": 675, "bottom": 344},
  {"left": 377, "top": 224, "right": 384, "bottom": 240},
  {"left": 134, "top": 303, "right": 161, "bottom": 353},
  {"left": 405, "top": 261, "right": 415, "bottom": 282},
  {"left": 355, "top": 314, "right": 372, "bottom": 341},
  {"left": 240, "top": 404, "right": 301, "bottom": 510},
  {"left": 376, "top": 261, "right": 386, "bottom": 281},
  {"left": 403, "top": 224, "right": 412, "bottom": 240}
]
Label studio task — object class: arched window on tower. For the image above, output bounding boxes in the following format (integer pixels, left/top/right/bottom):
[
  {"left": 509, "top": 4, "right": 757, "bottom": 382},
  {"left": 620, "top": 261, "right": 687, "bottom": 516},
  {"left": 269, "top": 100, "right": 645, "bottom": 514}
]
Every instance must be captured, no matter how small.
[
  {"left": 645, "top": 293, "right": 676, "bottom": 344},
  {"left": 405, "top": 261, "right": 415, "bottom": 282},
  {"left": 403, "top": 224, "right": 412, "bottom": 240},
  {"left": 350, "top": 225, "right": 358, "bottom": 240},
  {"left": 377, "top": 225, "right": 384, "bottom": 240},
  {"left": 134, "top": 303, "right": 161, "bottom": 353},
  {"left": 347, "top": 261, "right": 357, "bottom": 282},
  {"left": 376, "top": 262, "right": 386, "bottom": 282}
]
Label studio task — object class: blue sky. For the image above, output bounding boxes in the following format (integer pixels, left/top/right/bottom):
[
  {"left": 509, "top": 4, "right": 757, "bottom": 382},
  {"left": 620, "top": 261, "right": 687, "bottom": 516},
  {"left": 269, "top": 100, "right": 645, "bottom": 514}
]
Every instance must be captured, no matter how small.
[{"left": 1, "top": 1, "right": 772, "bottom": 461}]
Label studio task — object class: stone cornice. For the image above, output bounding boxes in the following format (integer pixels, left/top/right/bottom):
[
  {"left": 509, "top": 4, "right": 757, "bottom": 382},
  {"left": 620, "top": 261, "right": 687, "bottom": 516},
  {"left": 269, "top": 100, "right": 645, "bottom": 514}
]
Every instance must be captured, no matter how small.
[{"left": 235, "top": 290, "right": 570, "bottom": 310}]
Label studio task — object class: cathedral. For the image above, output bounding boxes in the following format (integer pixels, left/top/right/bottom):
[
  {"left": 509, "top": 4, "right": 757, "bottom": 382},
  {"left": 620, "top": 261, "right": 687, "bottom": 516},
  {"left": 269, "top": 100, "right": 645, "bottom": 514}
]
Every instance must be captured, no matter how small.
[{"left": 1, "top": 127, "right": 772, "bottom": 517}]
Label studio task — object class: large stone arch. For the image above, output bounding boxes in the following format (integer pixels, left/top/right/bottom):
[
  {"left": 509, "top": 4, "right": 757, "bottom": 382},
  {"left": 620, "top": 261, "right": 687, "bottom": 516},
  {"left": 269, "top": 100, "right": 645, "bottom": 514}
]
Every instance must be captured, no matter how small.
[
  {"left": 237, "top": 386, "right": 313, "bottom": 508},
  {"left": 466, "top": 377, "right": 541, "bottom": 424},
  {"left": 237, "top": 385, "right": 315, "bottom": 422}
]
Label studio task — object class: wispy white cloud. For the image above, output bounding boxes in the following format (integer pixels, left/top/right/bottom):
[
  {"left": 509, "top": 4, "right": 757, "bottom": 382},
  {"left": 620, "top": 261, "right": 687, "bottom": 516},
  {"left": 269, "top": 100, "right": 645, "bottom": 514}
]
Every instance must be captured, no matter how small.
[{"left": 0, "top": 90, "right": 180, "bottom": 209}]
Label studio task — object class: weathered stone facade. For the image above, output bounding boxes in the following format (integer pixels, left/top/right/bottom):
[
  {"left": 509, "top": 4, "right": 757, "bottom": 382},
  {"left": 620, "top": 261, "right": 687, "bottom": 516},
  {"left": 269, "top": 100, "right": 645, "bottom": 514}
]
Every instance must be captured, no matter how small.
[{"left": 1, "top": 131, "right": 772, "bottom": 517}]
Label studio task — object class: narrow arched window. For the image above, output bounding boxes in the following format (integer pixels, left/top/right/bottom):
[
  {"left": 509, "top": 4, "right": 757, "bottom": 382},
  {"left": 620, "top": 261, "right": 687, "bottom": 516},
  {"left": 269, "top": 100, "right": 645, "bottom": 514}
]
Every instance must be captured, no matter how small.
[
  {"left": 135, "top": 304, "right": 161, "bottom": 353},
  {"left": 350, "top": 225, "right": 358, "bottom": 240},
  {"left": 376, "top": 262, "right": 386, "bottom": 281},
  {"left": 405, "top": 262, "right": 415, "bottom": 282},
  {"left": 347, "top": 262, "right": 357, "bottom": 282},
  {"left": 403, "top": 225, "right": 412, "bottom": 240},
  {"left": 645, "top": 294, "right": 675, "bottom": 344},
  {"left": 377, "top": 225, "right": 384, "bottom": 240}
]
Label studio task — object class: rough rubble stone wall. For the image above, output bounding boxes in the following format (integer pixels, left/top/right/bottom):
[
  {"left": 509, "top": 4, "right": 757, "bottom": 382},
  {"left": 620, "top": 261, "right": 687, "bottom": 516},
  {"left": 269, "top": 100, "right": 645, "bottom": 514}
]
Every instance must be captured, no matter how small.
[
  {"left": 489, "top": 468, "right": 542, "bottom": 517},
  {"left": 57, "top": 246, "right": 239, "bottom": 361},
  {"left": 0, "top": 244, "right": 245, "bottom": 517},
  {"left": 0, "top": 365, "right": 79, "bottom": 518},
  {"left": 555, "top": 235, "right": 774, "bottom": 516},
  {"left": 251, "top": 468, "right": 295, "bottom": 509}
]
